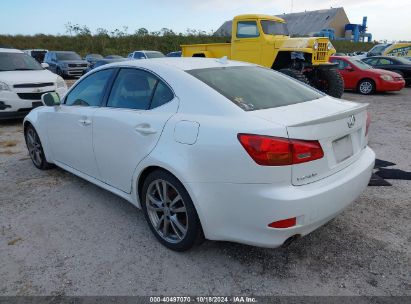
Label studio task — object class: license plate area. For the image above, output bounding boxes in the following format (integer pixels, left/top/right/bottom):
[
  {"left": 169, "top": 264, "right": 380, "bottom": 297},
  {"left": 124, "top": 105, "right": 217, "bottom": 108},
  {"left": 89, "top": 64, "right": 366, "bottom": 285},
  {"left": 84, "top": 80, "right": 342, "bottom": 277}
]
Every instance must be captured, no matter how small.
[{"left": 333, "top": 135, "right": 353, "bottom": 163}]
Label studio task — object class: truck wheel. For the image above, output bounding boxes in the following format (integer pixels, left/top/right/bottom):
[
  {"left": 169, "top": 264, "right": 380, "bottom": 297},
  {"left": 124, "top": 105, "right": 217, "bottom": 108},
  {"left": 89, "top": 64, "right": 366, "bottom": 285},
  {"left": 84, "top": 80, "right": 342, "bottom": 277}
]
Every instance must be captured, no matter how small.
[
  {"left": 278, "top": 68, "right": 310, "bottom": 85},
  {"left": 315, "top": 69, "right": 344, "bottom": 98}
]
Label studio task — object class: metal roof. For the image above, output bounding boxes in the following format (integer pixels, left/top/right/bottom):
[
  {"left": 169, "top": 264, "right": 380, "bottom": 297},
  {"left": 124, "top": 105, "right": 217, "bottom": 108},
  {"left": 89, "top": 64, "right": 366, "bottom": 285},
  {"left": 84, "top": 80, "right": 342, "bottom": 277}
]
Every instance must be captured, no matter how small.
[{"left": 276, "top": 8, "right": 345, "bottom": 36}]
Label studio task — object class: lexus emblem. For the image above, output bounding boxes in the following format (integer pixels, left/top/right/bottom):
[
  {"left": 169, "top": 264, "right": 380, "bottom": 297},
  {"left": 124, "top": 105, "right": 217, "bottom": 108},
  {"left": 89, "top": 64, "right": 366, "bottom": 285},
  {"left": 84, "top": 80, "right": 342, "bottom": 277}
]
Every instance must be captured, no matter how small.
[
  {"left": 35, "top": 88, "right": 43, "bottom": 93},
  {"left": 347, "top": 115, "right": 356, "bottom": 128}
]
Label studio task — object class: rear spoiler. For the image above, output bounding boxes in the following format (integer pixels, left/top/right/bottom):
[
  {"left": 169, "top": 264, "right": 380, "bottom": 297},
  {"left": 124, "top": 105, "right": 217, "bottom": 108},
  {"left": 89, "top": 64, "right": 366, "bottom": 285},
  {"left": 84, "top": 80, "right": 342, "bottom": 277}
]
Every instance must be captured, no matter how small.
[{"left": 288, "top": 103, "right": 369, "bottom": 127}]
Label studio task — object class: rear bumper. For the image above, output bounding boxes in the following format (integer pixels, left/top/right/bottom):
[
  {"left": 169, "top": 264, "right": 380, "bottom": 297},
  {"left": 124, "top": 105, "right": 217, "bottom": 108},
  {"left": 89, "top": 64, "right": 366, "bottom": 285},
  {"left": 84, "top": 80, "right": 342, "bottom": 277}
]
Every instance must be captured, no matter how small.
[
  {"left": 186, "top": 147, "right": 375, "bottom": 248},
  {"left": 377, "top": 80, "right": 405, "bottom": 92}
]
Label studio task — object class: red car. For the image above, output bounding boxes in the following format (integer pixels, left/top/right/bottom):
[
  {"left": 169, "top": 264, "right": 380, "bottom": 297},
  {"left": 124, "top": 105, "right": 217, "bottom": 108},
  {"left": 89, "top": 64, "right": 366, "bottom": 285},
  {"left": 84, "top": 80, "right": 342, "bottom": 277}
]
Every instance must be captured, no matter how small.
[{"left": 330, "top": 56, "right": 405, "bottom": 95}]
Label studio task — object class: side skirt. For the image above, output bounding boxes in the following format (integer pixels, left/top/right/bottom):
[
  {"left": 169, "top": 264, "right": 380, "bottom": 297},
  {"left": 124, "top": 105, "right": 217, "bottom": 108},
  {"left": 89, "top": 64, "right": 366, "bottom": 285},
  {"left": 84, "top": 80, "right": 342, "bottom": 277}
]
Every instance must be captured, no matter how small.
[{"left": 54, "top": 160, "right": 137, "bottom": 207}]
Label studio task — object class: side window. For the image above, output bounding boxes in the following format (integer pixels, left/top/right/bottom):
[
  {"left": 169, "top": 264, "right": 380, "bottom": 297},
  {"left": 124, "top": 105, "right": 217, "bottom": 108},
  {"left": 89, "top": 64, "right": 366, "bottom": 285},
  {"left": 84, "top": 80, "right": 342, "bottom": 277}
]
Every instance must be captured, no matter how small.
[
  {"left": 332, "top": 59, "right": 347, "bottom": 70},
  {"left": 237, "top": 21, "right": 260, "bottom": 38},
  {"left": 107, "top": 68, "right": 157, "bottom": 110},
  {"left": 150, "top": 81, "right": 174, "bottom": 109},
  {"left": 364, "top": 58, "right": 376, "bottom": 65},
  {"left": 378, "top": 58, "right": 392, "bottom": 65},
  {"left": 65, "top": 69, "right": 113, "bottom": 107}
]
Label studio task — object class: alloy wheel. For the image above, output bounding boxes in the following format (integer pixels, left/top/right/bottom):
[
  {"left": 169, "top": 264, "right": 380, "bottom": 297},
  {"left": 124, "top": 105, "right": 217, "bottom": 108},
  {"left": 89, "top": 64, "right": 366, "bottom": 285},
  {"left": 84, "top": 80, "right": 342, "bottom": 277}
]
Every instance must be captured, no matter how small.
[
  {"left": 359, "top": 81, "right": 373, "bottom": 94},
  {"left": 25, "top": 128, "right": 43, "bottom": 167},
  {"left": 145, "top": 179, "right": 188, "bottom": 243}
]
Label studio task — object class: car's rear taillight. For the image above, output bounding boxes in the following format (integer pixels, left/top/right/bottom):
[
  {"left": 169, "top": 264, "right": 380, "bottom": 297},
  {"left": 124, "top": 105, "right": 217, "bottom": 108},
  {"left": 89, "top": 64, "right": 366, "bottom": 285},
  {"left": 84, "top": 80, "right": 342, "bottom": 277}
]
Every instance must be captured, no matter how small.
[
  {"left": 365, "top": 111, "right": 371, "bottom": 136},
  {"left": 238, "top": 134, "right": 324, "bottom": 166},
  {"left": 268, "top": 217, "right": 297, "bottom": 228}
]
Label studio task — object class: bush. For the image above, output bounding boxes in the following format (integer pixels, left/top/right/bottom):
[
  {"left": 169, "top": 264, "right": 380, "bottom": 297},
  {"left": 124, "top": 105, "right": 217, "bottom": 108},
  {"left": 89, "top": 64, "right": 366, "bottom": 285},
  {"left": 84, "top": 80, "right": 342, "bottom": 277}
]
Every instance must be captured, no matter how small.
[
  {"left": 0, "top": 33, "right": 227, "bottom": 57},
  {"left": 0, "top": 32, "right": 376, "bottom": 57}
]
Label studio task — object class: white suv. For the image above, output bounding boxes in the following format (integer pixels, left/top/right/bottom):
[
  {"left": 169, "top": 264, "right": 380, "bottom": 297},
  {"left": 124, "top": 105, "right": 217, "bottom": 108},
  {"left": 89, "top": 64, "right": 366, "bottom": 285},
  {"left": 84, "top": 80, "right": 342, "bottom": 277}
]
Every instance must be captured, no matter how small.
[{"left": 0, "top": 48, "right": 67, "bottom": 120}]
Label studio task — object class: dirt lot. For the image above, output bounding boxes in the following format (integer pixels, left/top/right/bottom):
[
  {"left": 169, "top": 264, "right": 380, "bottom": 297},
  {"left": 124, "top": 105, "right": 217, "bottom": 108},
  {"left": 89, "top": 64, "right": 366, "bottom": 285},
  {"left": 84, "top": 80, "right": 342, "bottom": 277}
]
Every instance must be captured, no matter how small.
[{"left": 0, "top": 85, "right": 410, "bottom": 297}]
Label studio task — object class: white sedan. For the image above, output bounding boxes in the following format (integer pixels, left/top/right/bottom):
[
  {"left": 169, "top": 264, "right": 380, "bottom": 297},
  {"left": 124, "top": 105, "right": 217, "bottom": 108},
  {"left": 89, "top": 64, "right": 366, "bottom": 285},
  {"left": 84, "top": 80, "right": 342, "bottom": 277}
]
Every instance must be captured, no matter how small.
[
  {"left": 23, "top": 58, "right": 375, "bottom": 251},
  {"left": 0, "top": 48, "right": 67, "bottom": 120}
]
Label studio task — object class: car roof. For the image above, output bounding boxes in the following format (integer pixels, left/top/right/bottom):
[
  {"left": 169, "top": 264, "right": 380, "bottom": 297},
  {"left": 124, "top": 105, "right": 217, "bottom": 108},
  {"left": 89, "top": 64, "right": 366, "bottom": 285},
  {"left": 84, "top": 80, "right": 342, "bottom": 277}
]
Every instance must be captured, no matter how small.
[
  {"left": 365, "top": 56, "right": 402, "bottom": 59},
  {"left": 103, "top": 57, "right": 252, "bottom": 71},
  {"left": 0, "top": 48, "right": 24, "bottom": 53},
  {"left": 134, "top": 50, "right": 162, "bottom": 53},
  {"left": 52, "top": 50, "right": 76, "bottom": 53}
]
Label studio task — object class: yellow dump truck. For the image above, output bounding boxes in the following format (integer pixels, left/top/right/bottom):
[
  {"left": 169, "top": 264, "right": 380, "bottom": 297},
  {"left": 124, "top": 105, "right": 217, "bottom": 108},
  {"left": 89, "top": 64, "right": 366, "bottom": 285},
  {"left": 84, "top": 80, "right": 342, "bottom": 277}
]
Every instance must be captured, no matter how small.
[
  {"left": 367, "top": 43, "right": 411, "bottom": 57},
  {"left": 182, "top": 14, "right": 344, "bottom": 98}
]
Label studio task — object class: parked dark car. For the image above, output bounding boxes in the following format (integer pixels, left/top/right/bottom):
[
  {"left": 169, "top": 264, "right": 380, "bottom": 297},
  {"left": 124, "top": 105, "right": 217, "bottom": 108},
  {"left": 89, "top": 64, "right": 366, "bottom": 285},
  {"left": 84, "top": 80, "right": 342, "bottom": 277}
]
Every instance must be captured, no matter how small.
[
  {"left": 105, "top": 55, "right": 124, "bottom": 59},
  {"left": 84, "top": 53, "right": 103, "bottom": 66},
  {"left": 83, "top": 58, "right": 127, "bottom": 74},
  {"left": 166, "top": 51, "right": 182, "bottom": 57},
  {"left": 44, "top": 51, "right": 88, "bottom": 78},
  {"left": 362, "top": 56, "right": 411, "bottom": 85}
]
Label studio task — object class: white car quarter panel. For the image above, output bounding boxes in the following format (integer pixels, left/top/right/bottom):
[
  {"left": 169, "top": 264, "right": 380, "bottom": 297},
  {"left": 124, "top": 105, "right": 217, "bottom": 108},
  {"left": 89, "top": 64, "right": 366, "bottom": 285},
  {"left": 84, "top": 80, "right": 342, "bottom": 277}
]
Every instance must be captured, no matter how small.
[
  {"left": 174, "top": 120, "right": 200, "bottom": 145},
  {"left": 147, "top": 112, "right": 290, "bottom": 184}
]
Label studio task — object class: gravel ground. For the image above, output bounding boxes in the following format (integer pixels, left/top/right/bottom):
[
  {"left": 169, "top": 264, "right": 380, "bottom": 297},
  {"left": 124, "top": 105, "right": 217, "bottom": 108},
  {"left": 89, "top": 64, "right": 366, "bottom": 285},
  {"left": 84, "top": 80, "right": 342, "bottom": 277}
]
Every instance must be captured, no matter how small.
[{"left": 0, "top": 85, "right": 410, "bottom": 297}]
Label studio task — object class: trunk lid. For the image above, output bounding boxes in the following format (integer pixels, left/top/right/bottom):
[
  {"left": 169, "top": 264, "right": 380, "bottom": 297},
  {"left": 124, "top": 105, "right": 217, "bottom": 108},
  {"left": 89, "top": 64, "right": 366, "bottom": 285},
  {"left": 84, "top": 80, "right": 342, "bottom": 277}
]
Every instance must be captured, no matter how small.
[{"left": 251, "top": 96, "right": 368, "bottom": 185}]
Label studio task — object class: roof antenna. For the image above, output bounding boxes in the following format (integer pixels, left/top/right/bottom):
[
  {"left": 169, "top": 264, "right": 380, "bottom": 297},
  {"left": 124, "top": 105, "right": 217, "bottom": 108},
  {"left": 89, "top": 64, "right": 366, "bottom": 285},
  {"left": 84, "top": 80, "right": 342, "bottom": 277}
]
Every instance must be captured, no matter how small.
[{"left": 217, "top": 56, "right": 228, "bottom": 64}]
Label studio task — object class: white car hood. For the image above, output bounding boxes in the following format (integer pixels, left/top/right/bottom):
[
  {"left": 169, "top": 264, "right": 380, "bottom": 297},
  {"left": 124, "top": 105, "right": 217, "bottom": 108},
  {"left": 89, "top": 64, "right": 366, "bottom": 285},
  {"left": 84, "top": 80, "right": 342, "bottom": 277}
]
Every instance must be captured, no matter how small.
[{"left": 0, "top": 69, "right": 58, "bottom": 85}]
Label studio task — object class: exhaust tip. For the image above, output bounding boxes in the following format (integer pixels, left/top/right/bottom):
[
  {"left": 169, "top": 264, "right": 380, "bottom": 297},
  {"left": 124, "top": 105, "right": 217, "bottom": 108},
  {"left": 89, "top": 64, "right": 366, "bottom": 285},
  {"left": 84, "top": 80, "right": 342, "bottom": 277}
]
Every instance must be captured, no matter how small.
[{"left": 281, "top": 234, "right": 301, "bottom": 248}]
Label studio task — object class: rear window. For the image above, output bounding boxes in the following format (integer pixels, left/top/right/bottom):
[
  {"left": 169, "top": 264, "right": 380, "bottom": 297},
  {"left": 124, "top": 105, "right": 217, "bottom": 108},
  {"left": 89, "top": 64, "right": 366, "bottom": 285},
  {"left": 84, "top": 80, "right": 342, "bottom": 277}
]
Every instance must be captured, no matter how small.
[{"left": 187, "top": 66, "right": 323, "bottom": 111}]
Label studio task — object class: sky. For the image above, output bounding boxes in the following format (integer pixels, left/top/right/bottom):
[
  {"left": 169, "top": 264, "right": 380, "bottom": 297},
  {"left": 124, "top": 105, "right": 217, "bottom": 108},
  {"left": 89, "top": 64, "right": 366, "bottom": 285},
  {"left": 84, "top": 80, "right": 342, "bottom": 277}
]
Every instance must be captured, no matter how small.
[{"left": 1, "top": 0, "right": 410, "bottom": 41}]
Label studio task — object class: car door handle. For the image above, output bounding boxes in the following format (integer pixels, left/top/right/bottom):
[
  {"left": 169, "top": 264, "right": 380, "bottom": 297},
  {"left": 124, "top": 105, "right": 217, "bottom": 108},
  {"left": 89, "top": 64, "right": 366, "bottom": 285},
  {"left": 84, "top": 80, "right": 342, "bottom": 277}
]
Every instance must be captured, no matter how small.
[
  {"left": 78, "top": 119, "right": 92, "bottom": 126},
  {"left": 135, "top": 125, "right": 157, "bottom": 135}
]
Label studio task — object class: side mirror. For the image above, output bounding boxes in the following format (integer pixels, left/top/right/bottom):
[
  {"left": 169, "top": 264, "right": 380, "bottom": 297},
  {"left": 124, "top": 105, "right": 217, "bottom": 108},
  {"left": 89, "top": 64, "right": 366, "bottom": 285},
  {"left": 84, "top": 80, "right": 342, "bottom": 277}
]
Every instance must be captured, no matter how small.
[
  {"left": 41, "top": 62, "right": 49, "bottom": 69},
  {"left": 41, "top": 92, "right": 61, "bottom": 107},
  {"left": 345, "top": 66, "right": 354, "bottom": 71}
]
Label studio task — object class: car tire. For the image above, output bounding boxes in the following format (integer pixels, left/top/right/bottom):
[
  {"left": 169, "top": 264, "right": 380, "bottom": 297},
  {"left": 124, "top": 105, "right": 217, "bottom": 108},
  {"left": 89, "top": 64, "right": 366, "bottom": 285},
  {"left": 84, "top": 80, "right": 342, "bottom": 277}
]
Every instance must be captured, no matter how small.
[
  {"left": 357, "top": 79, "right": 375, "bottom": 95},
  {"left": 278, "top": 68, "right": 310, "bottom": 85},
  {"left": 141, "top": 169, "right": 204, "bottom": 251},
  {"left": 316, "top": 68, "right": 345, "bottom": 98},
  {"left": 24, "top": 125, "right": 54, "bottom": 170}
]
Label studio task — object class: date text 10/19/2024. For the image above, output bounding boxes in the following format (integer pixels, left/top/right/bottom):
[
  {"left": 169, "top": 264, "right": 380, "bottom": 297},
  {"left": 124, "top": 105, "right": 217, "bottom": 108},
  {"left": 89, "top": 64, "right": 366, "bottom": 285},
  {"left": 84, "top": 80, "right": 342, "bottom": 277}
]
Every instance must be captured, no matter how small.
[{"left": 149, "top": 296, "right": 257, "bottom": 303}]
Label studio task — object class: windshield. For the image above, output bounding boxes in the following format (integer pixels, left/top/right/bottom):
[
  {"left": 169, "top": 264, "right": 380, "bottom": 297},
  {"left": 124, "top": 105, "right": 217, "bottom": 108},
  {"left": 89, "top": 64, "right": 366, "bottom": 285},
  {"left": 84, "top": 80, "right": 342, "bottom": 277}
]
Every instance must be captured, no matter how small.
[
  {"left": 368, "top": 44, "right": 390, "bottom": 55},
  {"left": 349, "top": 59, "right": 372, "bottom": 70},
  {"left": 0, "top": 52, "right": 43, "bottom": 71},
  {"left": 261, "top": 20, "right": 289, "bottom": 36},
  {"left": 146, "top": 52, "right": 165, "bottom": 59},
  {"left": 188, "top": 66, "right": 323, "bottom": 111},
  {"left": 56, "top": 52, "right": 82, "bottom": 60}
]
